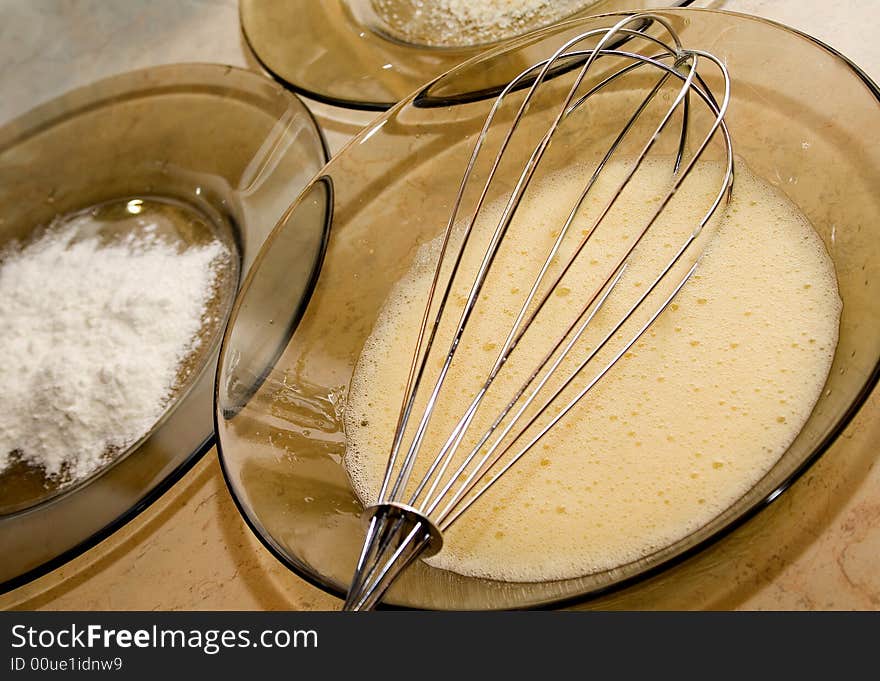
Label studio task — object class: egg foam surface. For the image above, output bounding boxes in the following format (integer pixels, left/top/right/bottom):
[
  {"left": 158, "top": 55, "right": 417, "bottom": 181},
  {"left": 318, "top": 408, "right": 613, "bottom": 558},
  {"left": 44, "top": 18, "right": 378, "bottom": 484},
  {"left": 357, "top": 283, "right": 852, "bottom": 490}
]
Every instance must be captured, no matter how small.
[{"left": 344, "top": 158, "right": 841, "bottom": 582}]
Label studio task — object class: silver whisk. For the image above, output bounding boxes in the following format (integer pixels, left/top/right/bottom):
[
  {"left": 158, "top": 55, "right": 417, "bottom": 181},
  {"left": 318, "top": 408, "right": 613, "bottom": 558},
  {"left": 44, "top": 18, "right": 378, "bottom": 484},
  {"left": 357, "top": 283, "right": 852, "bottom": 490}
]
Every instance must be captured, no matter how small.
[{"left": 343, "top": 12, "right": 733, "bottom": 611}]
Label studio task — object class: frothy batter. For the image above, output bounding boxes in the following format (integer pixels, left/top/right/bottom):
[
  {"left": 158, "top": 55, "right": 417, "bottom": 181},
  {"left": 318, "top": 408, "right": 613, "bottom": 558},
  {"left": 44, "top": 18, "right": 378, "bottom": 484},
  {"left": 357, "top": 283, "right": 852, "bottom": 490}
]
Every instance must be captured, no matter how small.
[{"left": 344, "top": 158, "right": 841, "bottom": 583}]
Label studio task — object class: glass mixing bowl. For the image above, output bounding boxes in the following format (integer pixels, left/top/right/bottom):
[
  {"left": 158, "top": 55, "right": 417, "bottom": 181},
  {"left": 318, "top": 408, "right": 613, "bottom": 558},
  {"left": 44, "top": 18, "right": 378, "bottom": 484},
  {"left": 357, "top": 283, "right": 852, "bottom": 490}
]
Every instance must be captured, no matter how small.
[
  {"left": 0, "top": 63, "right": 328, "bottom": 590},
  {"left": 216, "top": 9, "right": 880, "bottom": 609}
]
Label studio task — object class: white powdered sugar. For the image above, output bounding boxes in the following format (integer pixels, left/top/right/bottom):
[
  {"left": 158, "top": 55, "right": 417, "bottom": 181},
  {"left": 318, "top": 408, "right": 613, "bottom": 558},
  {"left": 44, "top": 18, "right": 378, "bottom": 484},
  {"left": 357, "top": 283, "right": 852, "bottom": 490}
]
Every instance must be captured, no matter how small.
[
  {"left": 0, "top": 212, "right": 227, "bottom": 483},
  {"left": 373, "top": 0, "right": 595, "bottom": 47}
]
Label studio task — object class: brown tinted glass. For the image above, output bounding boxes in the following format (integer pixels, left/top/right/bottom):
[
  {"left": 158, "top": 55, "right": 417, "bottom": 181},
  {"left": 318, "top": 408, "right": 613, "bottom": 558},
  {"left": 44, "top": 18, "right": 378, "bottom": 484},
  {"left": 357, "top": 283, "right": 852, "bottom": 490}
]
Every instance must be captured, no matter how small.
[
  {"left": 217, "top": 10, "right": 880, "bottom": 609},
  {"left": 0, "top": 63, "right": 328, "bottom": 589}
]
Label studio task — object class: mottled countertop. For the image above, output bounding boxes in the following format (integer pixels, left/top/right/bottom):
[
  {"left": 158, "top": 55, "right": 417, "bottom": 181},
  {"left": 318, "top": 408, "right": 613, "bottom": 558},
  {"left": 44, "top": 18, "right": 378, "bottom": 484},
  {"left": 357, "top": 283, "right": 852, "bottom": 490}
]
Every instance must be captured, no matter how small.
[{"left": 1, "top": 0, "right": 878, "bottom": 611}]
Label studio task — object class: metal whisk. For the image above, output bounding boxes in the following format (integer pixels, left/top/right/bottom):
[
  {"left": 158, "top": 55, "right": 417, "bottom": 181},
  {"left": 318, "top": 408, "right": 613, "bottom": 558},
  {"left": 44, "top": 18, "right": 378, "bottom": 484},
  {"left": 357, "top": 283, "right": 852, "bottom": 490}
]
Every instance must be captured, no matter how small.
[{"left": 343, "top": 12, "right": 733, "bottom": 611}]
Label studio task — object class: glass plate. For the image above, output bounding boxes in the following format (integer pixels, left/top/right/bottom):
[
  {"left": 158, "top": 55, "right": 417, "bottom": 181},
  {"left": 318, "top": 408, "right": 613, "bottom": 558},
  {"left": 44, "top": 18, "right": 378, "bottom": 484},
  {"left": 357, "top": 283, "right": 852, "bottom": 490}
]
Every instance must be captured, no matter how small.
[
  {"left": 216, "top": 9, "right": 880, "bottom": 609},
  {"left": 240, "top": 0, "right": 694, "bottom": 110},
  {"left": 0, "top": 63, "right": 328, "bottom": 591}
]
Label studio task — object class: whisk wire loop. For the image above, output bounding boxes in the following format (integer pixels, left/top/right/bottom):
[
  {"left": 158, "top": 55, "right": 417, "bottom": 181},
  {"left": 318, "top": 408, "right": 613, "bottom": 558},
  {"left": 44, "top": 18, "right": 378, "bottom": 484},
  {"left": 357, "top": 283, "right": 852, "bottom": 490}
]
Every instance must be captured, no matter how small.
[{"left": 380, "top": 18, "right": 687, "bottom": 503}]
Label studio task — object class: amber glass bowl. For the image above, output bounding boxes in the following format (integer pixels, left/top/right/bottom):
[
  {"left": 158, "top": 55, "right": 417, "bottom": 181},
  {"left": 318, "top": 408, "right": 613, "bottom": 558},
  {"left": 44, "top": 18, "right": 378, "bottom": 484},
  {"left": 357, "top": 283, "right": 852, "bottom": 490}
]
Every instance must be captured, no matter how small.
[
  {"left": 217, "top": 10, "right": 880, "bottom": 609},
  {"left": 0, "top": 63, "right": 327, "bottom": 590},
  {"left": 240, "top": 0, "right": 693, "bottom": 110}
]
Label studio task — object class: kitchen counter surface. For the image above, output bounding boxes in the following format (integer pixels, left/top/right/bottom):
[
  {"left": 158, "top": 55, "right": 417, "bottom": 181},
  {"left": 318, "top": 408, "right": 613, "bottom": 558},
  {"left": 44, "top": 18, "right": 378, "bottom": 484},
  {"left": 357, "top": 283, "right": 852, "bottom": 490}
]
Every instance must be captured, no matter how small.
[{"left": 1, "top": 0, "right": 878, "bottom": 611}]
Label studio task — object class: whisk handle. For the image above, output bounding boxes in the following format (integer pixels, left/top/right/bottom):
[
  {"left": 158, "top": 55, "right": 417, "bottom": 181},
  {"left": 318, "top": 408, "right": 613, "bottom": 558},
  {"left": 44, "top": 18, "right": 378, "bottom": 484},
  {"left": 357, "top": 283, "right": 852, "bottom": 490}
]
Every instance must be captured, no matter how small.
[{"left": 342, "top": 503, "right": 443, "bottom": 611}]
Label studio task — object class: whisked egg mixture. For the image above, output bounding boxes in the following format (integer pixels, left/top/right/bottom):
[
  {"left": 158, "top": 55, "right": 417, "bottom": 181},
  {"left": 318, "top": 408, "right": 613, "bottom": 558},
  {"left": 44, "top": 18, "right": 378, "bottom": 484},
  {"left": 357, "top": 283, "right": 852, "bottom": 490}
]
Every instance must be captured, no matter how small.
[{"left": 344, "top": 158, "right": 841, "bottom": 583}]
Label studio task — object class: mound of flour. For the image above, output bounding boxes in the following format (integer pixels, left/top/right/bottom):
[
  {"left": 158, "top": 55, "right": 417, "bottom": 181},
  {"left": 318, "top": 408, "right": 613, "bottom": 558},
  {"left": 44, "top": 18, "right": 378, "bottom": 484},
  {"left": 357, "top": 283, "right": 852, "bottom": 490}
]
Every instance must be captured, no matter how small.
[{"left": 0, "top": 214, "right": 226, "bottom": 482}]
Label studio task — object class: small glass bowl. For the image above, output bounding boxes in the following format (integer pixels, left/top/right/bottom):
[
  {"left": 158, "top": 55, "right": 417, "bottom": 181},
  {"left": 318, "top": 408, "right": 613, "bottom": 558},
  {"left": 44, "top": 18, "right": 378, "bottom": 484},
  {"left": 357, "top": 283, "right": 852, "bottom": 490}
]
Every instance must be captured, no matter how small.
[
  {"left": 217, "top": 10, "right": 880, "bottom": 609},
  {"left": 239, "top": 0, "right": 694, "bottom": 110},
  {"left": 0, "top": 63, "right": 328, "bottom": 591}
]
